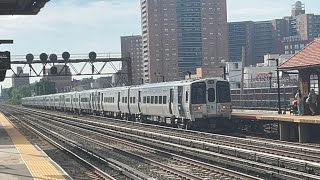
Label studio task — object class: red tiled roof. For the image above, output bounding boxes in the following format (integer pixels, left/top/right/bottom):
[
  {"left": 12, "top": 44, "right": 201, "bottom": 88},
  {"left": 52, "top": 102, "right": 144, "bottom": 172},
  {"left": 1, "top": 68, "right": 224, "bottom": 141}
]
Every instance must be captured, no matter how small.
[{"left": 279, "top": 38, "right": 320, "bottom": 70}]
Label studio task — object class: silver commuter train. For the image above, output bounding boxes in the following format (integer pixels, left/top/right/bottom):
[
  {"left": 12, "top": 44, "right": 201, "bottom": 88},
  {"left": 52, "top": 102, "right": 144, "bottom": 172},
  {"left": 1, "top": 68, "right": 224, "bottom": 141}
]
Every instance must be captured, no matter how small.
[{"left": 22, "top": 78, "right": 232, "bottom": 128}]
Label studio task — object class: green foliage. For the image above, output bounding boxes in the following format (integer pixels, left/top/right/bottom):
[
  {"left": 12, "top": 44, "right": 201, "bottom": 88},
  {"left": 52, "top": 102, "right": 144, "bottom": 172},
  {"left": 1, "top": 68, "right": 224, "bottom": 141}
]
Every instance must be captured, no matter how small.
[
  {"left": 4, "top": 78, "right": 56, "bottom": 105},
  {"left": 6, "top": 85, "right": 33, "bottom": 105},
  {"left": 34, "top": 78, "right": 56, "bottom": 96}
]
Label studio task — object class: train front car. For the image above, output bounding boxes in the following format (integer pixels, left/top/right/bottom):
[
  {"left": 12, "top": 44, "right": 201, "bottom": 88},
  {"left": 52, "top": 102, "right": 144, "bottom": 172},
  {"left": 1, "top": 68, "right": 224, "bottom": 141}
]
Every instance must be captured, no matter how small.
[{"left": 190, "top": 78, "right": 232, "bottom": 129}]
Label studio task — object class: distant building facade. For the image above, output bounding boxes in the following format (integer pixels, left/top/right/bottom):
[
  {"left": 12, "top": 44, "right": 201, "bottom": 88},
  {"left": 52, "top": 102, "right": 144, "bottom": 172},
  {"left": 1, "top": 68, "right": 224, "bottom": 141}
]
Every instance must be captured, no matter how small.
[
  {"left": 228, "top": 21, "right": 254, "bottom": 65},
  {"left": 185, "top": 66, "right": 225, "bottom": 80},
  {"left": 46, "top": 65, "right": 72, "bottom": 92},
  {"left": 91, "top": 76, "right": 112, "bottom": 89},
  {"left": 12, "top": 67, "right": 30, "bottom": 87},
  {"left": 121, "top": 35, "right": 143, "bottom": 85},
  {"left": 229, "top": 1, "right": 320, "bottom": 66},
  {"left": 141, "top": 0, "right": 229, "bottom": 83}
]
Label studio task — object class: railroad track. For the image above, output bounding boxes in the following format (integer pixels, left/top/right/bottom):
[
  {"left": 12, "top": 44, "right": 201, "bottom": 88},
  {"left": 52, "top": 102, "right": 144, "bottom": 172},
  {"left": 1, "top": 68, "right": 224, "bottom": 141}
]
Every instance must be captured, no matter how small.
[
  {"left": 4, "top": 105, "right": 320, "bottom": 179},
  {"left": 20, "top": 107, "right": 320, "bottom": 168},
  {"left": 1, "top": 106, "right": 258, "bottom": 180}
]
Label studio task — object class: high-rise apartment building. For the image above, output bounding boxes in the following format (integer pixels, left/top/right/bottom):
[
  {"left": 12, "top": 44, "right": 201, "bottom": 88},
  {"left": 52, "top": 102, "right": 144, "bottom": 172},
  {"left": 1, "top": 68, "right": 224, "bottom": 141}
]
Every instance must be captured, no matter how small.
[
  {"left": 296, "top": 14, "right": 320, "bottom": 40},
  {"left": 228, "top": 21, "right": 254, "bottom": 65},
  {"left": 253, "top": 21, "right": 274, "bottom": 64},
  {"left": 292, "top": 1, "right": 305, "bottom": 17},
  {"left": 121, "top": 35, "right": 143, "bottom": 85},
  {"left": 228, "top": 21, "right": 274, "bottom": 65},
  {"left": 141, "top": 0, "right": 228, "bottom": 83},
  {"left": 229, "top": 1, "right": 320, "bottom": 66}
]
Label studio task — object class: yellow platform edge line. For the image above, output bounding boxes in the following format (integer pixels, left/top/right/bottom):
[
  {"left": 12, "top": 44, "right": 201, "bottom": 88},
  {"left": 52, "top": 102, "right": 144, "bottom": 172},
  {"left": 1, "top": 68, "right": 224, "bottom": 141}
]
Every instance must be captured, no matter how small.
[{"left": 0, "top": 113, "right": 66, "bottom": 180}]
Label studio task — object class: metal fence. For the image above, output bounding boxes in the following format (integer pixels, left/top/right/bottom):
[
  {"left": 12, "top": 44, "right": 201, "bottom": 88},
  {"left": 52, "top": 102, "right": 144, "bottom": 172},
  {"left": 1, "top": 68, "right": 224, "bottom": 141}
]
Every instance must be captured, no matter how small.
[
  {"left": 244, "top": 76, "right": 299, "bottom": 89},
  {"left": 231, "top": 86, "right": 298, "bottom": 110}
]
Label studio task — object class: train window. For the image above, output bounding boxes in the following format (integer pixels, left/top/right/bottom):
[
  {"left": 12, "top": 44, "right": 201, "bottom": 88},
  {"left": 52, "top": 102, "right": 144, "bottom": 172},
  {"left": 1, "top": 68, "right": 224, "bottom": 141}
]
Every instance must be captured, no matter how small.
[
  {"left": 159, "top": 96, "right": 163, "bottom": 104},
  {"left": 186, "top": 91, "right": 189, "bottom": 102},
  {"left": 216, "top": 81, "right": 231, "bottom": 103},
  {"left": 191, "top": 82, "right": 206, "bottom": 104},
  {"left": 130, "top": 97, "right": 133, "bottom": 104},
  {"left": 163, "top": 96, "right": 167, "bottom": 104},
  {"left": 122, "top": 97, "right": 124, "bottom": 103},
  {"left": 208, "top": 88, "right": 215, "bottom": 102},
  {"left": 151, "top": 96, "right": 154, "bottom": 104},
  {"left": 125, "top": 97, "right": 128, "bottom": 103},
  {"left": 133, "top": 97, "right": 136, "bottom": 104},
  {"left": 155, "top": 96, "right": 158, "bottom": 104},
  {"left": 113, "top": 97, "right": 114, "bottom": 103},
  {"left": 147, "top": 96, "right": 150, "bottom": 104},
  {"left": 143, "top": 97, "right": 146, "bottom": 104}
]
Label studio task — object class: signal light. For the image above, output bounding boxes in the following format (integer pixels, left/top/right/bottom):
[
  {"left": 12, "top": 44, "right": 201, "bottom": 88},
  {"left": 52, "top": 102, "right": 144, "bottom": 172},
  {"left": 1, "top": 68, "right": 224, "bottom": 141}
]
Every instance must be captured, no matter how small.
[
  {"left": 0, "top": 70, "right": 6, "bottom": 82},
  {"left": 51, "top": 67, "right": 58, "bottom": 75},
  {"left": 0, "top": 51, "right": 11, "bottom": 82}
]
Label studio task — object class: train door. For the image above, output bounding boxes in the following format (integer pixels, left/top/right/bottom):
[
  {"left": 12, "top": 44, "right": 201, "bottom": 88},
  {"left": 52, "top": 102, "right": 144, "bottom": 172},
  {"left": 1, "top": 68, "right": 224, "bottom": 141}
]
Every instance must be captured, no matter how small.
[
  {"left": 89, "top": 94, "right": 92, "bottom": 109},
  {"left": 78, "top": 94, "right": 81, "bottom": 110},
  {"left": 169, "top": 89, "right": 173, "bottom": 115},
  {"left": 127, "top": 89, "right": 131, "bottom": 114},
  {"left": 138, "top": 91, "right": 142, "bottom": 112},
  {"left": 97, "top": 92, "right": 101, "bottom": 111},
  {"left": 71, "top": 94, "right": 73, "bottom": 110},
  {"left": 91, "top": 92, "right": 95, "bottom": 111},
  {"left": 178, "top": 86, "right": 186, "bottom": 117},
  {"left": 100, "top": 93, "right": 104, "bottom": 111},
  {"left": 117, "top": 92, "right": 121, "bottom": 111},
  {"left": 184, "top": 86, "right": 191, "bottom": 118},
  {"left": 207, "top": 83, "right": 217, "bottom": 115}
]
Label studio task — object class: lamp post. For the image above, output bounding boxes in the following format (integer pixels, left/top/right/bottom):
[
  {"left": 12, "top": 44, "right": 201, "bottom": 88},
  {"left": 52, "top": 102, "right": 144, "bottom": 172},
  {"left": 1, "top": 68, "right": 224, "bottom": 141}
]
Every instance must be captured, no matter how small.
[
  {"left": 268, "top": 72, "right": 273, "bottom": 89},
  {"left": 268, "top": 58, "right": 281, "bottom": 114}
]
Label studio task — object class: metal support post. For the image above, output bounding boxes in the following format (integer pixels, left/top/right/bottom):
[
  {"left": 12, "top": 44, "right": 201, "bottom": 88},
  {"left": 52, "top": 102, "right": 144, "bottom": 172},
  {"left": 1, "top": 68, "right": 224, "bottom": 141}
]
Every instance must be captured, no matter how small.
[{"left": 276, "top": 59, "right": 281, "bottom": 114}]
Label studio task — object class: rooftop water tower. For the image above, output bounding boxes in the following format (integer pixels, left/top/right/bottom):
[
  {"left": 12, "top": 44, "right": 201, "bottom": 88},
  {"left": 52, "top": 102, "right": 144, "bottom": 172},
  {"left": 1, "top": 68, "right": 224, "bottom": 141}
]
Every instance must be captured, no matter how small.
[{"left": 292, "top": 1, "right": 305, "bottom": 17}]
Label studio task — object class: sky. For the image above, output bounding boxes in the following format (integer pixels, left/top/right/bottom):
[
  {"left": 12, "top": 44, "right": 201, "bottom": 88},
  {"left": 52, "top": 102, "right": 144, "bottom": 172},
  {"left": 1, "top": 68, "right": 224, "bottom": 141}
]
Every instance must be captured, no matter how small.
[{"left": 0, "top": 0, "right": 319, "bottom": 89}]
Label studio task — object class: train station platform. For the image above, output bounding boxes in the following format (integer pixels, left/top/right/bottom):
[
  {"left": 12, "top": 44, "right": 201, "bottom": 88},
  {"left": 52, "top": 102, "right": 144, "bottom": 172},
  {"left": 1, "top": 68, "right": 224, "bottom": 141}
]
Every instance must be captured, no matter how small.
[
  {"left": 232, "top": 109, "right": 320, "bottom": 143},
  {"left": 0, "top": 113, "right": 68, "bottom": 180},
  {"left": 232, "top": 109, "right": 320, "bottom": 124}
]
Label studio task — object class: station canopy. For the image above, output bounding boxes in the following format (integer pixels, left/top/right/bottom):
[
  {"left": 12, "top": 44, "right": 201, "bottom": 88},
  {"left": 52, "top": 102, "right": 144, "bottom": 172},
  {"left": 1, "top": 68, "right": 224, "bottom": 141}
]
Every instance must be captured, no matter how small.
[
  {"left": 0, "top": 0, "right": 49, "bottom": 15},
  {"left": 279, "top": 38, "right": 320, "bottom": 70}
]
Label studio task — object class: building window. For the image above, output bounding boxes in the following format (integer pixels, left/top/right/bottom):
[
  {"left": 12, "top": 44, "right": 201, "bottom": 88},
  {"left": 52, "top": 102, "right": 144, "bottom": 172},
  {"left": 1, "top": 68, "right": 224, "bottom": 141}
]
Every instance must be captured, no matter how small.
[
  {"left": 233, "top": 63, "right": 239, "bottom": 69},
  {"left": 285, "top": 45, "right": 289, "bottom": 50},
  {"left": 310, "top": 74, "right": 319, "bottom": 95}
]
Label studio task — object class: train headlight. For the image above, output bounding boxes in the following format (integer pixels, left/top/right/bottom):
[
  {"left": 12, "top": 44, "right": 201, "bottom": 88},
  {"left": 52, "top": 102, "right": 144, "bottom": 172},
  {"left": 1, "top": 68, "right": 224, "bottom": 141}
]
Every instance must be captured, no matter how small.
[
  {"left": 219, "top": 104, "right": 230, "bottom": 110},
  {"left": 193, "top": 105, "right": 202, "bottom": 111}
]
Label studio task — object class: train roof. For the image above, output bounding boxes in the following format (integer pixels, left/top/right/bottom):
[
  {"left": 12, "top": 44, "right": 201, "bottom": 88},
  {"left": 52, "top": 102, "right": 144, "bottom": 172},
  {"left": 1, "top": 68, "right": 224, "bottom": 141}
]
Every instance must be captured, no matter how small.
[
  {"left": 21, "top": 78, "right": 227, "bottom": 100},
  {"left": 131, "top": 77, "right": 226, "bottom": 89}
]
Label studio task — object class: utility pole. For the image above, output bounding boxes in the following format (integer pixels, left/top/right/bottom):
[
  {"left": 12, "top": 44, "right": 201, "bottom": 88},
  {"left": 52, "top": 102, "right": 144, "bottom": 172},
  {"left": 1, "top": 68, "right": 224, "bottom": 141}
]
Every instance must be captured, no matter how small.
[{"left": 240, "top": 47, "right": 246, "bottom": 107}]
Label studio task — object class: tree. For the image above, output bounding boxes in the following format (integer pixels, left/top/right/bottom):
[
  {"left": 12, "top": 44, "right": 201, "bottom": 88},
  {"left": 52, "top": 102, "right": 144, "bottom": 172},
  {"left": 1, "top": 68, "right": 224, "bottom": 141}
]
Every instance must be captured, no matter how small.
[
  {"left": 34, "top": 78, "right": 56, "bottom": 95},
  {"left": 3, "top": 78, "right": 56, "bottom": 105},
  {"left": 6, "top": 85, "right": 33, "bottom": 104}
]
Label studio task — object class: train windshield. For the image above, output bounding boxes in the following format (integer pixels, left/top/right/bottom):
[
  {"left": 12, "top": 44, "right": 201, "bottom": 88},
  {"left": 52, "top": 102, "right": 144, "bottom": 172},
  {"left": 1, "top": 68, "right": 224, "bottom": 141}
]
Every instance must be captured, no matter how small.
[
  {"left": 216, "top": 81, "right": 231, "bottom": 103},
  {"left": 191, "top": 82, "right": 206, "bottom": 104}
]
